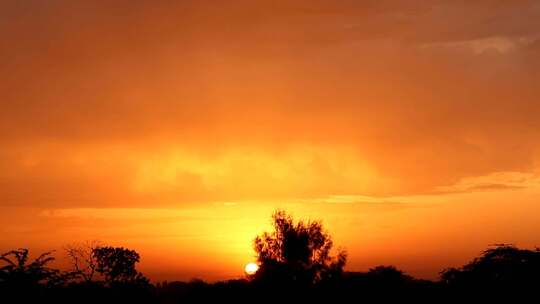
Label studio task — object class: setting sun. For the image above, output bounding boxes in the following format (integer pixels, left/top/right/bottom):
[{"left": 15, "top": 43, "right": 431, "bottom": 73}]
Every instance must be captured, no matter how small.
[{"left": 245, "top": 263, "right": 259, "bottom": 275}]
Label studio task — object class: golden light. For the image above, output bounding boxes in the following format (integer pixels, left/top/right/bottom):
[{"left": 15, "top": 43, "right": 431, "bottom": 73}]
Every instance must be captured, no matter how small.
[{"left": 244, "top": 262, "right": 259, "bottom": 275}]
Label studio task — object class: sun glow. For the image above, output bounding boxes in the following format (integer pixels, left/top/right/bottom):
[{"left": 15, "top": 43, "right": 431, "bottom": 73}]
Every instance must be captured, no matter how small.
[{"left": 245, "top": 262, "right": 259, "bottom": 275}]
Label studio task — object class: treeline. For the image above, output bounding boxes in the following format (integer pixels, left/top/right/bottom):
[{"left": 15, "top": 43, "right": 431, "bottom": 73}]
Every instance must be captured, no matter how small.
[
  {"left": 0, "top": 246, "right": 153, "bottom": 303},
  {"left": 2, "top": 211, "right": 540, "bottom": 303}
]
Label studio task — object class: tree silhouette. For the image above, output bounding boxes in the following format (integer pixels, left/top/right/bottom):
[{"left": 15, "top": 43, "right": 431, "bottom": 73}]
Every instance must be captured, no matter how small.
[
  {"left": 368, "top": 265, "right": 411, "bottom": 283},
  {"left": 0, "top": 248, "right": 67, "bottom": 288},
  {"left": 65, "top": 241, "right": 101, "bottom": 283},
  {"left": 92, "top": 246, "right": 149, "bottom": 286},
  {"left": 441, "top": 244, "right": 540, "bottom": 294},
  {"left": 253, "top": 210, "right": 347, "bottom": 286}
]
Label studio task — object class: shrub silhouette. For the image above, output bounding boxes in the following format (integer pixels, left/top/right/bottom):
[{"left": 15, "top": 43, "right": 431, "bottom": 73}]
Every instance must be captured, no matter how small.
[{"left": 253, "top": 210, "right": 347, "bottom": 286}]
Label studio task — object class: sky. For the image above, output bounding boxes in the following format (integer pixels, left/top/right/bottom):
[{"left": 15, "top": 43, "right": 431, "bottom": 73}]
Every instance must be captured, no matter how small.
[{"left": 1, "top": 0, "right": 540, "bottom": 281}]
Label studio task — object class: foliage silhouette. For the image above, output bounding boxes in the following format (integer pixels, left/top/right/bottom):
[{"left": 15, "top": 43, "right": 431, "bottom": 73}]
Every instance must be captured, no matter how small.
[
  {"left": 0, "top": 248, "right": 67, "bottom": 288},
  {"left": 368, "top": 265, "right": 412, "bottom": 283},
  {"left": 0, "top": 248, "right": 73, "bottom": 303},
  {"left": 93, "top": 246, "right": 149, "bottom": 286},
  {"left": 252, "top": 210, "right": 347, "bottom": 287},
  {"left": 1, "top": 246, "right": 153, "bottom": 303},
  {"left": 441, "top": 244, "right": 540, "bottom": 293}
]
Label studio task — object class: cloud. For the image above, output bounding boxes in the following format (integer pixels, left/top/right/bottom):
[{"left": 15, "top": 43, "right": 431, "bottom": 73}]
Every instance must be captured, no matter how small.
[
  {"left": 1, "top": 1, "right": 540, "bottom": 207},
  {"left": 433, "top": 171, "right": 540, "bottom": 194},
  {"left": 421, "top": 36, "right": 540, "bottom": 54}
]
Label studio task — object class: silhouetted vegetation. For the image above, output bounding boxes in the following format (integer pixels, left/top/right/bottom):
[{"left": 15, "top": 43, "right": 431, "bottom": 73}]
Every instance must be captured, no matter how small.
[
  {"left": 0, "top": 248, "right": 68, "bottom": 289},
  {"left": 65, "top": 241, "right": 100, "bottom": 283},
  {"left": 1, "top": 211, "right": 540, "bottom": 303},
  {"left": 1, "top": 246, "right": 152, "bottom": 303},
  {"left": 440, "top": 244, "right": 540, "bottom": 300},
  {"left": 252, "top": 210, "right": 346, "bottom": 288},
  {"left": 93, "top": 246, "right": 149, "bottom": 286}
]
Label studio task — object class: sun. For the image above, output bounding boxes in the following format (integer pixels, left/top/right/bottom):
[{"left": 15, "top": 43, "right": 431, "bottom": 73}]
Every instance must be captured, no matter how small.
[{"left": 244, "top": 262, "right": 259, "bottom": 275}]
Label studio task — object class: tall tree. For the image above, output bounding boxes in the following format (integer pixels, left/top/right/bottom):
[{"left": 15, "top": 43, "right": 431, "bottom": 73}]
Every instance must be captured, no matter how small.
[{"left": 253, "top": 210, "right": 346, "bottom": 285}]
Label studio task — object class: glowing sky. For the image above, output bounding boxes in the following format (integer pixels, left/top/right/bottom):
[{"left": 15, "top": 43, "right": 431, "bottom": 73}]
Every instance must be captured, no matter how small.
[{"left": 1, "top": 1, "right": 540, "bottom": 281}]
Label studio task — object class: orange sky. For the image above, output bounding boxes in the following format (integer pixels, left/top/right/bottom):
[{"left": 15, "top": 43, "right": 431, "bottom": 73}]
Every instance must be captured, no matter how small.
[{"left": 1, "top": 1, "right": 540, "bottom": 281}]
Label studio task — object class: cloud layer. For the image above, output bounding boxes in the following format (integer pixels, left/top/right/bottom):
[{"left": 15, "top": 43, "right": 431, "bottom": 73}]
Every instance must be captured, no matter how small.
[{"left": 1, "top": 1, "right": 540, "bottom": 207}]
